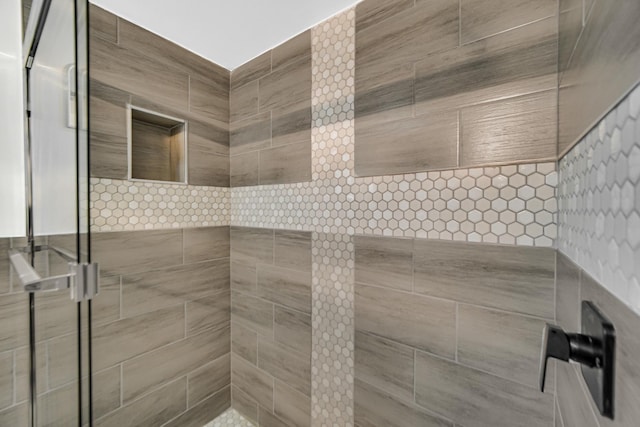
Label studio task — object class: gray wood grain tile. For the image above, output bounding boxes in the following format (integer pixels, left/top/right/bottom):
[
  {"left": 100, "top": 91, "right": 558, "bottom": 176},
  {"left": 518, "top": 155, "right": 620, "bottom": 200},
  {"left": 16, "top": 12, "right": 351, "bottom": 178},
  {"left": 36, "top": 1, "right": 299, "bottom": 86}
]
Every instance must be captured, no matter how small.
[
  {"left": 183, "top": 226, "right": 230, "bottom": 264},
  {"left": 354, "top": 68, "right": 414, "bottom": 118},
  {"left": 355, "top": 331, "right": 414, "bottom": 401},
  {"left": 272, "top": 30, "right": 311, "bottom": 71},
  {"left": 231, "top": 261, "right": 257, "bottom": 294},
  {"left": 355, "top": 0, "right": 414, "bottom": 33},
  {"left": 96, "top": 378, "right": 187, "bottom": 427},
  {"left": 271, "top": 101, "right": 311, "bottom": 148},
  {"left": 274, "top": 230, "right": 312, "bottom": 272},
  {"left": 414, "top": 240, "right": 555, "bottom": 319},
  {"left": 232, "top": 321, "right": 258, "bottom": 364},
  {"left": 93, "top": 305, "right": 184, "bottom": 371},
  {"left": 258, "top": 406, "right": 289, "bottom": 427},
  {"left": 231, "top": 51, "right": 271, "bottom": 90},
  {"left": 232, "top": 385, "right": 258, "bottom": 423},
  {"left": 558, "top": 0, "right": 583, "bottom": 77},
  {"left": 0, "top": 239, "right": 9, "bottom": 294},
  {"left": 230, "top": 151, "right": 260, "bottom": 187},
  {"left": 258, "top": 55, "right": 311, "bottom": 112},
  {"left": 187, "top": 146, "right": 230, "bottom": 187},
  {"left": 355, "top": 378, "right": 453, "bottom": 427},
  {"left": 354, "top": 235, "right": 413, "bottom": 291},
  {"left": 355, "top": 111, "right": 458, "bottom": 176},
  {"left": 556, "top": 252, "right": 581, "bottom": 332},
  {"left": 0, "top": 404, "right": 27, "bottom": 426},
  {"left": 121, "top": 259, "right": 228, "bottom": 318},
  {"left": 415, "top": 350, "right": 554, "bottom": 427},
  {"left": 555, "top": 397, "right": 565, "bottom": 427},
  {"left": 230, "top": 111, "right": 271, "bottom": 155},
  {"left": 189, "top": 76, "right": 229, "bottom": 125},
  {"left": 38, "top": 382, "right": 78, "bottom": 426},
  {"left": 89, "top": 4, "right": 117, "bottom": 44},
  {"left": 414, "top": 17, "right": 558, "bottom": 115},
  {"left": 0, "top": 294, "right": 28, "bottom": 352},
  {"left": 14, "top": 344, "right": 45, "bottom": 404},
  {"left": 93, "top": 366, "right": 122, "bottom": 420},
  {"left": 258, "top": 336, "right": 311, "bottom": 397},
  {"left": 188, "top": 117, "right": 229, "bottom": 156},
  {"left": 274, "top": 306, "right": 311, "bottom": 357},
  {"left": 460, "top": 0, "right": 557, "bottom": 44},
  {"left": 230, "top": 81, "right": 259, "bottom": 123},
  {"left": 355, "top": 283, "right": 456, "bottom": 358},
  {"left": 122, "top": 327, "right": 229, "bottom": 403},
  {"left": 556, "top": 363, "right": 599, "bottom": 427},
  {"left": 231, "top": 354, "right": 273, "bottom": 410},
  {"left": 259, "top": 142, "right": 312, "bottom": 185},
  {"left": 93, "top": 229, "right": 183, "bottom": 276},
  {"left": 164, "top": 386, "right": 230, "bottom": 427},
  {"left": 274, "top": 380, "right": 311, "bottom": 427},
  {"left": 580, "top": 272, "right": 640, "bottom": 427},
  {"left": 231, "top": 227, "right": 274, "bottom": 266},
  {"left": 231, "top": 291, "right": 274, "bottom": 337},
  {"left": 460, "top": 90, "right": 558, "bottom": 166},
  {"left": 257, "top": 264, "right": 311, "bottom": 314},
  {"left": 457, "top": 304, "right": 554, "bottom": 391},
  {"left": 187, "top": 353, "right": 231, "bottom": 407},
  {"left": 34, "top": 291, "right": 75, "bottom": 341},
  {"left": 93, "top": 275, "right": 120, "bottom": 326},
  {"left": 0, "top": 352, "right": 12, "bottom": 410},
  {"left": 186, "top": 291, "right": 230, "bottom": 336}
]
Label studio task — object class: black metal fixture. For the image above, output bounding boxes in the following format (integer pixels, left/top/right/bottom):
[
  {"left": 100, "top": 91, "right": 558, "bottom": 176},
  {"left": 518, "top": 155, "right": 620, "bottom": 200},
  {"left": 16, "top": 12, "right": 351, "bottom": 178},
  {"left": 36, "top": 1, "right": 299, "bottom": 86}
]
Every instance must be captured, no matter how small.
[{"left": 539, "top": 301, "right": 615, "bottom": 419}]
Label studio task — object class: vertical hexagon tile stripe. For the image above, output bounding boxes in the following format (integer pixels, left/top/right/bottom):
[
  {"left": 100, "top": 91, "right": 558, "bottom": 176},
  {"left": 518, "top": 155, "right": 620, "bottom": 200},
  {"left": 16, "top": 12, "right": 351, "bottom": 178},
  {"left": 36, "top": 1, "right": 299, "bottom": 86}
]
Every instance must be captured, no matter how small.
[{"left": 558, "top": 84, "right": 640, "bottom": 315}]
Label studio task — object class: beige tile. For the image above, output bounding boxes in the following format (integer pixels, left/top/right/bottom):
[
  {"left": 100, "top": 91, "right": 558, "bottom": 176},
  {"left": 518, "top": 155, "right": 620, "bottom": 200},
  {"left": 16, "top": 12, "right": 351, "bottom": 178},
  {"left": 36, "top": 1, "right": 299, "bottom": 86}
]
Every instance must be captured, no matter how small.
[
  {"left": 414, "top": 17, "right": 558, "bottom": 115},
  {"left": 231, "top": 291, "right": 273, "bottom": 337},
  {"left": 355, "top": 331, "right": 414, "bottom": 401},
  {"left": 89, "top": 5, "right": 118, "bottom": 43},
  {"left": 231, "top": 261, "right": 257, "bottom": 294},
  {"left": 93, "top": 229, "right": 183, "bottom": 276},
  {"left": 274, "top": 306, "right": 311, "bottom": 357},
  {"left": 230, "top": 81, "right": 260, "bottom": 123},
  {"left": 93, "top": 365, "right": 122, "bottom": 420},
  {"left": 121, "top": 259, "right": 229, "bottom": 318},
  {"left": 354, "top": 235, "right": 413, "bottom": 291},
  {"left": 34, "top": 291, "right": 75, "bottom": 341},
  {"left": 414, "top": 240, "right": 555, "bottom": 319},
  {"left": 93, "top": 305, "right": 184, "bottom": 371},
  {"left": 457, "top": 304, "right": 553, "bottom": 391},
  {"left": 274, "top": 380, "right": 311, "bottom": 427},
  {"left": 122, "top": 327, "right": 229, "bottom": 402},
  {"left": 274, "top": 230, "right": 312, "bottom": 272},
  {"left": 232, "top": 385, "right": 258, "bottom": 423},
  {"left": 259, "top": 141, "right": 312, "bottom": 185},
  {"left": 354, "top": 111, "right": 458, "bottom": 176},
  {"left": 258, "top": 336, "right": 310, "bottom": 397},
  {"left": 186, "top": 291, "right": 230, "bottom": 336},
  {"left": 187, "top": 353, "right": 231, "bottom": 407},
  {"left": 0, "top": 352, "right": 12, "bottom": 410},
  {"left": 556, "top": 252, "right": 581, "bottom": 332},
  {"left": 230, "top": 111, "right": 271, "bottom": 155},
  {"left": 355, "top": 378, "right": 453, "bottom": 427},
  {"left": 231, "top": 51, "right": 271, "bottom": 90},
  {"left": 232, "top": 321, "right": 258, "bottom": 364},
  {"left": 257, "top": 264, "right": 311, "bottom": 314},
  {"left": 461, "top": 90, "right": 557, "bottom": 166},
  {"left": 165, "top": 386, "right": 230, "bottom": 427},
  {"left": 230, "top": 151, "right": 260, "bottom": 187},
  {"left": 231, "top": 354, "right": 273, "bottom": 410},
  {"left": 38, "top": 382, "right": 78, "bottom": 426},
  {"left": 14, "top": 344, "right": 46, "bottom": 404},
  {"left": 415, "top": 351, "right": 554, "bottom": 427},
  {"left": 460, "top": 0, "right": 557, "bottom": 44},
  {"left": 258, "top": 55, "right": 311, "bottom": 112},
  {"left": 93, "top": 275, "right": 120, "bottom": 326},
  {"left": 189, "top": 76, "right": 229, "bottom": 125},
  {"left": 0, "top": 404, "right": 27, "bottom": 426},
  {"left": 272, "top": 30, "right": 310, "bottom": 71},
  {"left": 355, "top": 0, "right": 414, "bottom": 33},
  {"left": 183, "top": 226, "right": 230, "bottom": 264},
  {"left": 231, "top": 227, "right": 274, "bottom": 266},
  {"left": 355, "top": 283, "right": 456, "bottom": 358},
  {"left": 556, "top": 363, "right": 599, "bottom": 427},
  {"left": 271, "top": 101, "right": 311, "bottom": 148},
  {"left": 96, "top": 378, "right": 187, "bottom": 427},
  {"left": 47, "top": 332, "right": 89, "bottom": 390}
]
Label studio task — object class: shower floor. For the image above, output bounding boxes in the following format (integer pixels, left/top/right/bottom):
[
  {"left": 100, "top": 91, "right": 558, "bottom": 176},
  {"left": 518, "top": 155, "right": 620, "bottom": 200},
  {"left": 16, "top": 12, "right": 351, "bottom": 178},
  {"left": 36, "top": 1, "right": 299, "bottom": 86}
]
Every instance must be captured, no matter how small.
[{"left": 204, "top": 408, "right": 255, "bottom": 426}]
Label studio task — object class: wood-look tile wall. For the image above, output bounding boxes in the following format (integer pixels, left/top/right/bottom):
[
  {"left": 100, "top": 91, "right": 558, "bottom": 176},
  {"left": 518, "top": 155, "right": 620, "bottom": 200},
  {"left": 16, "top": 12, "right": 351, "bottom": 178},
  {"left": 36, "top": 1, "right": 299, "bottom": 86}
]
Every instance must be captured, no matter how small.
[
  {"left": 230, "top": 227, "right": 312, "bottom": 426},
  {"left": 353, "top": 235, "right": 556, "bottom": 427},
  {"left": 354, "top": 0, "right": 558, "bottom": 176},
  {"left": 229, "top": 32, "right": 312, "bottom": 187},
  {"left": 89, "top": 5, "right": 230, "bottom": 187},
  {"left": 0, "top": 228, "right": 232, "bottom": 426},
  {"left": 558, "top": 0, "right": 640, "bottom": 154},
  {"left": 555, "top": 253, "right": 640, "bottom": 427}
]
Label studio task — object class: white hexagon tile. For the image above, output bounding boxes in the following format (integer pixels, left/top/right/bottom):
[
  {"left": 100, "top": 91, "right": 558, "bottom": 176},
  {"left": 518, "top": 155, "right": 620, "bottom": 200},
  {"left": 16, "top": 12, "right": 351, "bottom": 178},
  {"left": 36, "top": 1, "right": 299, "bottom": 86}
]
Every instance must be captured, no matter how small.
[
  {"left": 558, "top": 83, "right": 640, "bottom": 315},
  {"left": 203, "top": 408, "right": 254, "bottom": 427}
]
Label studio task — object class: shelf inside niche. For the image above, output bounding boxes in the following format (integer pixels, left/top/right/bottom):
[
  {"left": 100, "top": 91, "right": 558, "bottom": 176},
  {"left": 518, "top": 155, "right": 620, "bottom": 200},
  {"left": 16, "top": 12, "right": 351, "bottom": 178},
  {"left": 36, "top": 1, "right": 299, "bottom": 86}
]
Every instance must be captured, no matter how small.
[{"left": 128, "top": 106, "right": 187, "bottom": 183}]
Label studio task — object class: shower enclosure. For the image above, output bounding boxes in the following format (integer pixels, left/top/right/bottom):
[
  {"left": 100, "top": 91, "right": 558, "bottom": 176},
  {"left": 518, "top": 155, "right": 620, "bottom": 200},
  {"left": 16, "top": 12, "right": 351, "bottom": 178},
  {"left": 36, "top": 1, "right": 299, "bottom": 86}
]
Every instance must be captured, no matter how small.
[{"left": 2, "top": 0, "right": 95, "bottom": 425}]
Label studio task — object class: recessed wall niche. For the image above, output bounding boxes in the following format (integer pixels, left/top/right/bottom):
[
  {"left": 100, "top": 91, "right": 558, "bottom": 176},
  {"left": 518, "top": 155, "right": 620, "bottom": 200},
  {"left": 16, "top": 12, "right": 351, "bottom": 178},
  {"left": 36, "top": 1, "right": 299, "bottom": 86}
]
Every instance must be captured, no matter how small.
[{"left": 128, "top": 105, "right": 187, "bottom": 183}]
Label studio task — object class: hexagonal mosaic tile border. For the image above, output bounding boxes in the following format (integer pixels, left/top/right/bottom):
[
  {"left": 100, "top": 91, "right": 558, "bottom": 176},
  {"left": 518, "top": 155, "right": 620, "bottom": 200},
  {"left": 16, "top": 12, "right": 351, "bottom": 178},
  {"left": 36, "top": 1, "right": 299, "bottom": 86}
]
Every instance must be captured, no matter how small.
[
  {"left": 204, "top": 408, "right": 254, "bottom": 427},
  {"left": 558, "top": 83, "right": 640, "bottom": 315}
]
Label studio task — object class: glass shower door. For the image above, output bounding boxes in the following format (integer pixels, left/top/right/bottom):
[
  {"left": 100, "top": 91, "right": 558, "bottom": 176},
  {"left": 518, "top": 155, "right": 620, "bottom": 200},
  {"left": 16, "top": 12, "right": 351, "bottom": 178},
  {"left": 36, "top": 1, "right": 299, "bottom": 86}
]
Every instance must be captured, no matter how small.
[{"left": 6, "top": 0, "right": 95, "bottom": 425}]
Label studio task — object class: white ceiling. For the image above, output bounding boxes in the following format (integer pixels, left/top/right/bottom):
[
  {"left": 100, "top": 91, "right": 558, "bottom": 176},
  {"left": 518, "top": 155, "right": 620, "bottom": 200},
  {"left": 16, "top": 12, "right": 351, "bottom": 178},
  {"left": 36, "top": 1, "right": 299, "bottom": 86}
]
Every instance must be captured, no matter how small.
[{"left": 90, "top": 0, "right": 362, "bottom": 70}]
